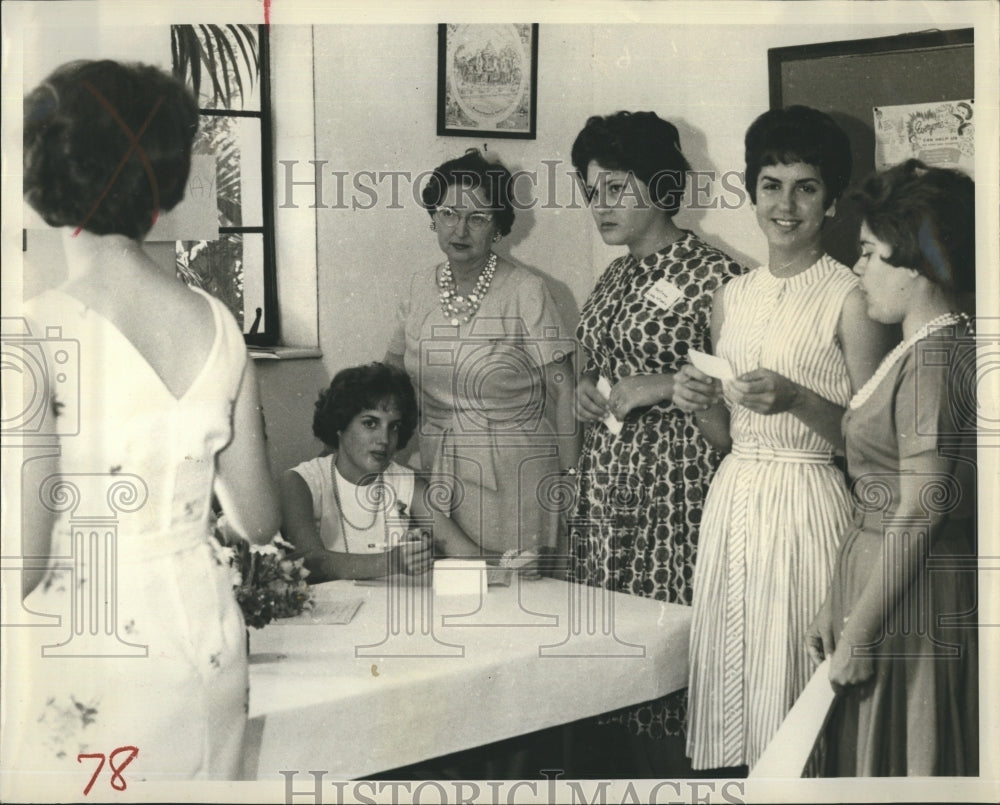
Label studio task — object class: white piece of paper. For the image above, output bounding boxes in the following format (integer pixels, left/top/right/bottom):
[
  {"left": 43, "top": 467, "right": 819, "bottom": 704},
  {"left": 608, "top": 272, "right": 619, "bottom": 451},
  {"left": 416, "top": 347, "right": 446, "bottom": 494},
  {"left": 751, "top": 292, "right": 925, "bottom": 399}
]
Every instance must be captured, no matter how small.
[
  {"left": 644, "top": 277, "right": 684, "bottom": 310},
  {"left": 282, "top": 597, "right": 364, "bottom": 625},
  {"left": 597, "top": 376, "right": 623, "bottom": 435},
  {"left": 749, "top": 658, "right": 836, "bottom": 778},
  {"left": 873, "top": 99, "right": 974, "bottom": 177},
  {"left": 433, "top": 559, "right": 487, "bottom": 596},
  {"left": 689, "top": 348, "right": 735, "bottom": 381},
  {"left": 146, "top": 155, "right": 219, "bottom": 241}
]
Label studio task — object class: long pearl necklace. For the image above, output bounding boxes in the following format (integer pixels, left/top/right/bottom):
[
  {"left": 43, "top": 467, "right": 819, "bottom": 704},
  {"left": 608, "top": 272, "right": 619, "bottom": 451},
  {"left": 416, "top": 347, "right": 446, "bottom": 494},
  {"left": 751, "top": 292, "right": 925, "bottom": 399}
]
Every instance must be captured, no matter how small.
[
  {"left": 438, "top": 252, "right": 498, "bottom": 325},
  {"left": 331, "top": 462, "right": 387, "bottom": 553},
  {"left": 849, "top": 312, "right": 967, "bottom": 410}
]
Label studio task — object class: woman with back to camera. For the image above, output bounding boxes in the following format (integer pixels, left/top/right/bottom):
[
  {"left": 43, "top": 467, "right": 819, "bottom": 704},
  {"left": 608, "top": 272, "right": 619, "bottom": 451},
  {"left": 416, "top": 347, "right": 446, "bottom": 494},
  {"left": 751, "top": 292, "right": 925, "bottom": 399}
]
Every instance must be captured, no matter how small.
[
  {"left": 806, "top": 160, "right": 978, "bottom": 776},
  {"left": 675, "top": 106, "right": 895, "bottom": 772},
  {"left": 14, "top": 60, "right": 279, "bottom": 781},
  {"left": 568, "top": 110, "right": 745, "bottom": 775},
  {"left": 385, "top": 149, "right": 577, "bottom": 559}
]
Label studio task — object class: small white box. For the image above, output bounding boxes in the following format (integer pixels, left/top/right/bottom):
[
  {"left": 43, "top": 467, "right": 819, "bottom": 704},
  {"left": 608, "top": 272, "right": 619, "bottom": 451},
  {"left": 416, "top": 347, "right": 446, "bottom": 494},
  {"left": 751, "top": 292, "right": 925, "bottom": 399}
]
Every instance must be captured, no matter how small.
[{"left": 433, "top": 559, "right": 487, "bottom": 596}]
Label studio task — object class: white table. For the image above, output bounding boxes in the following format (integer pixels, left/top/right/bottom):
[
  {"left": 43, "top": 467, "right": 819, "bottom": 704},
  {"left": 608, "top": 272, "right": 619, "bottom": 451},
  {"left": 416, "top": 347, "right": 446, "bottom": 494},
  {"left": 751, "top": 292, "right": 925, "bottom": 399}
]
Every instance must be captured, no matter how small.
[{"left": 245, "top": 575, "right": 691, "bottom": 780}]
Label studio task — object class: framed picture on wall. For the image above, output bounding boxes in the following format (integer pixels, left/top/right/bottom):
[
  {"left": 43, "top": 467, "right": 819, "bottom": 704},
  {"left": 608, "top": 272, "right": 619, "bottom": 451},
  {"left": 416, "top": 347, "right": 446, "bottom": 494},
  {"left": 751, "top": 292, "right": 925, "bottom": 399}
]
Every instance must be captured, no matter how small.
[{"left": 437, "top": 23, "right": 538, "bottom": 139}]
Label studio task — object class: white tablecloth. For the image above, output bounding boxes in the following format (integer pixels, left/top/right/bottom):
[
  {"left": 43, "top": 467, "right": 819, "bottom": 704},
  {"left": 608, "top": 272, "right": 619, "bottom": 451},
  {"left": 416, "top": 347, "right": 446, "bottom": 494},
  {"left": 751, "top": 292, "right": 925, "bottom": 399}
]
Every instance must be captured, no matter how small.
[{"left": 245, "top": 575, "right": 691, "bottom": 780}]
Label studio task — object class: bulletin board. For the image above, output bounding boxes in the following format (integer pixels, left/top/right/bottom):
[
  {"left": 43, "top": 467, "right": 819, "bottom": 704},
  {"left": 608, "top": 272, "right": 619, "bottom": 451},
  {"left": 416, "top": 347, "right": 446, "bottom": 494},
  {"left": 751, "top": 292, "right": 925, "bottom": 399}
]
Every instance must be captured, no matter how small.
[{"left": 768, "top": 28, "right": 974, "bottom": 266}]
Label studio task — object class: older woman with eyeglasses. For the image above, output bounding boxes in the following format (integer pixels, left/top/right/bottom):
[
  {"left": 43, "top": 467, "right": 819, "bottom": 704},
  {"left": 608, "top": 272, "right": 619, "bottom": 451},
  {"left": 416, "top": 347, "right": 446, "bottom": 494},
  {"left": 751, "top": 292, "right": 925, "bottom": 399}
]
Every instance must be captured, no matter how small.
[{"left": 385, "top": 149, "right": 577, "bottom": 557}]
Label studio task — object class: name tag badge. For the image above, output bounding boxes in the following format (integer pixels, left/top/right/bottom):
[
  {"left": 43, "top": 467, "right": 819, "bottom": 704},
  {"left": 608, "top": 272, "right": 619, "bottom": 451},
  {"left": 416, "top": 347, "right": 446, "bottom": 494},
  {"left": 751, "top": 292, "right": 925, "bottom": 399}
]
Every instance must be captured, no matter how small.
[{"left": 644, "top": 278, "right": 683, "bottom": 310}]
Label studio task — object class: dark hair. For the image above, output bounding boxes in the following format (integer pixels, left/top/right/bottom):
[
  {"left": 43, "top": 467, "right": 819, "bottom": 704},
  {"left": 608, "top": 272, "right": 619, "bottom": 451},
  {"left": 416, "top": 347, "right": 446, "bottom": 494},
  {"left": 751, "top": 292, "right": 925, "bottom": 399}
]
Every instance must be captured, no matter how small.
[
  {"left": 744, "top": 105, "right": 852, "bottom": 208},
  {"left": 420, "top": 149, "right": 516, "bottom": 236},
  {"left": 23, "top": 60, "right": 199, "bottom": 239},
  {"left": 313, "top": 363, "right": 418, "bottom": 449},
  {"left": 851, "top": 159, "right": 975, "bottom": 295},
  {"left": 570, "top": 111, "right": 691, "bottom": 217}
]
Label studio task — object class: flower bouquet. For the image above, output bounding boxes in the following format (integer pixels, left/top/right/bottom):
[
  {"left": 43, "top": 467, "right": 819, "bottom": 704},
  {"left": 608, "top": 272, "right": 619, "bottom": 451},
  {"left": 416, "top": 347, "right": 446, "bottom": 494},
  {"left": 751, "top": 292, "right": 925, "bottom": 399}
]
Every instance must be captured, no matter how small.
[{"left": 211, "top": 515, "right": 314, "bottom": 629}]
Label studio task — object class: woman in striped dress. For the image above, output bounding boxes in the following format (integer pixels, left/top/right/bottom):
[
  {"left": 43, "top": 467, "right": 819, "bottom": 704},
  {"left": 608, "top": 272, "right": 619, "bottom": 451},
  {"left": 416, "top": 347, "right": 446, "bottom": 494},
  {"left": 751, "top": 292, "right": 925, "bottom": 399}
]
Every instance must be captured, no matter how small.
[{"left": 674, "top": 107, "right": 894, "bottom": 772}]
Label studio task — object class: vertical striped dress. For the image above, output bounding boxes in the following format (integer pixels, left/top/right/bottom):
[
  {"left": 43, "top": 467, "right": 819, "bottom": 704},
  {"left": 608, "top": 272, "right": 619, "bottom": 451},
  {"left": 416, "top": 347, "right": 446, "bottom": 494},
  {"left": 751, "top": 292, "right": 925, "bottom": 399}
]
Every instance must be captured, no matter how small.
[{"left": 686, "top": 255, "right": 858, "bottom": 770}]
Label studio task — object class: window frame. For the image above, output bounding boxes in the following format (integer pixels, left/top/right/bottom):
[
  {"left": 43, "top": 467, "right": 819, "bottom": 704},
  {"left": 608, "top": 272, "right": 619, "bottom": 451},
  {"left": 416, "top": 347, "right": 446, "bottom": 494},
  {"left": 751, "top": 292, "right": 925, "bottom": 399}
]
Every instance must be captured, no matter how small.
[{"left": 180, "top": 24, "right": 279, "bottom": 347}]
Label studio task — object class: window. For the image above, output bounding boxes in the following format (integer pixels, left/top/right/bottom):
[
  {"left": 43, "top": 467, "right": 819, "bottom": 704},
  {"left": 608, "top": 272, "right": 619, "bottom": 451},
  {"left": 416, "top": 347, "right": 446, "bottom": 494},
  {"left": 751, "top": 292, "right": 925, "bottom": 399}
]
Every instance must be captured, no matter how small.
[{"left": 171, "top": 24, "right": 278, "bottom": 346}]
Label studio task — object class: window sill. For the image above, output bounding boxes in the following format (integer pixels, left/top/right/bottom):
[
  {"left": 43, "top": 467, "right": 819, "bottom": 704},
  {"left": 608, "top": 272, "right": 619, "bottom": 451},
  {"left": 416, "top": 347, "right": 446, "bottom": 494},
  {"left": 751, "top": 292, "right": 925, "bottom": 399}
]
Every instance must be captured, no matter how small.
[{"left": 249, "top": 346, "right": 322, "bottom": 361}]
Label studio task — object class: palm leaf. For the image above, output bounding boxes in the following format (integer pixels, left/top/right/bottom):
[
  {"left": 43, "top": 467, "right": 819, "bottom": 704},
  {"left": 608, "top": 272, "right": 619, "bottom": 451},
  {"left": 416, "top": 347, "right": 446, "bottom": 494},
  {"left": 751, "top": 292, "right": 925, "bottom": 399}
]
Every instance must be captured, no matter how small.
[
  {"left": 171, "top": 26, "right": 202, "bottom": 101},
  {"left": 197, "top": 25, "right": 227, "bottom": 107},
  {"left": 208, "top": 24, "right": 241, "bottom": 105},
  {"left": 171, "top": 24, "right": 259, "bottom": 109},
  {"left": 229, "top": 24, "right": 259, "bottom": 85}
]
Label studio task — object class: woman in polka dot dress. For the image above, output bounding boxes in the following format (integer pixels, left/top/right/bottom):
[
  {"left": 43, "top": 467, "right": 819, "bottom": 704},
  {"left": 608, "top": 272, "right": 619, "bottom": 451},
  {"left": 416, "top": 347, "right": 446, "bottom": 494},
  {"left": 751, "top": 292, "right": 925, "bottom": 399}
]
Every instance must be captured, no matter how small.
[{"left": 568, "top": 111, "right": 745, "bottom": 774}]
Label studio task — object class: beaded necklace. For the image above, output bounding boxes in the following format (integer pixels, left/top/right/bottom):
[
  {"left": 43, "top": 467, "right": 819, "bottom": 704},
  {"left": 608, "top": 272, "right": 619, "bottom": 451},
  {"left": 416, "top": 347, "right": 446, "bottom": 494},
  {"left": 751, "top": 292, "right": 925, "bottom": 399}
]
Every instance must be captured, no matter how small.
[
  {"left": 849, "top": 312, "right": 966, "bottom": 410},
  {"left": 438, "top": 252, "right": 498, "bottom": 325},
  {"left": 330, "top": 461, "right": 388, "bottom": 553}
]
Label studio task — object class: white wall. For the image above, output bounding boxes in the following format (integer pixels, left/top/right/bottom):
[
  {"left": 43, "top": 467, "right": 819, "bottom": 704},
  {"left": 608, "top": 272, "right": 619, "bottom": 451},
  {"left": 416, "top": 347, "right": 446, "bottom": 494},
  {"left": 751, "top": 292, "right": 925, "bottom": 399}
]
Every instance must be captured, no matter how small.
[{"left": 302, "top": 21, "right": 936, "bottom": 451}]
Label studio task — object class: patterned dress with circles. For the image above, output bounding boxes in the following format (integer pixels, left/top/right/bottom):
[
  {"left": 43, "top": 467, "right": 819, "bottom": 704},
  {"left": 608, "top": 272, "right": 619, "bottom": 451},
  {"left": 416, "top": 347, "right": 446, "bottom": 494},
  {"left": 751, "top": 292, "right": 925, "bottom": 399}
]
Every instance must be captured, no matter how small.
[{"left": 570, "top": 231, "right": 745, "bottom": 739}]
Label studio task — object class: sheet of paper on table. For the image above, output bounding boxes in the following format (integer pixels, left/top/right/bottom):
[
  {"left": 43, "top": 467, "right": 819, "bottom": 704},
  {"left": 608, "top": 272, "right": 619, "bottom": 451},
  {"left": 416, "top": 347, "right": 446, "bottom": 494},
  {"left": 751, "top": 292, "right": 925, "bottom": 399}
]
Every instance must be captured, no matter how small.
[
  {"left": 597, "top": 376, "right": 623, "bottom": 435},
  {"left": 281, "top": 597, "right": 364, "bottom": 625},
  {"left": 688, "top": 348, "right": 735, "bottom": 381}
]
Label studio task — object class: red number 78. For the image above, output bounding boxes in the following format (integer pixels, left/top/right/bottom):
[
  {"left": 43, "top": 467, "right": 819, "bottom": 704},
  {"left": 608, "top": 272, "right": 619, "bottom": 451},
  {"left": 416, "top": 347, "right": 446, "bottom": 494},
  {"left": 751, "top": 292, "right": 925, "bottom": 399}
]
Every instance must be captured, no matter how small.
[{"left": 77, "top": 746, "right": 139, "bottom": 795}]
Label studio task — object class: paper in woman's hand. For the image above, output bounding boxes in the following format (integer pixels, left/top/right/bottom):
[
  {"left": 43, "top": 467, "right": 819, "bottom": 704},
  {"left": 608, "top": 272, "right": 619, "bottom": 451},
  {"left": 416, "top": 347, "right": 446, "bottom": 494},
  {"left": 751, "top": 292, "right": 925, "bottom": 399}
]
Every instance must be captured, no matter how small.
[
  {"left": 689, "top": 349, "right": 735, "bottom": 381},
  {"left": 597, "top": 376, "right": 624, "bottom": 435}
]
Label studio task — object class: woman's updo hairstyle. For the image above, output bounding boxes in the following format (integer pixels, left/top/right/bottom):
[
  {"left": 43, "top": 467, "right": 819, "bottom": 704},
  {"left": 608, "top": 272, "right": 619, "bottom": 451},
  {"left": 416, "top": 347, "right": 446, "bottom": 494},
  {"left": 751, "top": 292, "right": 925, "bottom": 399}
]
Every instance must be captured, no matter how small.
[
  {"left": 312, "top": 363, "right": 418, "bottom": 450},
  {"left": 24, "top": 59, "right": 199, "bottom": 240},
  {"left": 744, "top": 105, "right": 852, "bottom": 209},
  {"left": 851, "top": 159, "right": 975, "bottom": 296},
  {"left": 570, "top": 111, "right": 691, "bottom": 217},
  {"left": 420, "top": 149, "right": 516, "bottom": 236}
]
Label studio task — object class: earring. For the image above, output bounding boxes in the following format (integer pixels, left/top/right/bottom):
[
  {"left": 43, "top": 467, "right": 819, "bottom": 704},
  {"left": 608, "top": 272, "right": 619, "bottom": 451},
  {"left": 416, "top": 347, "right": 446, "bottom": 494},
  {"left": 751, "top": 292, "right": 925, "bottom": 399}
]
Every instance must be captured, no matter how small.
[
  {"left": 825, "top": 200, "right": 838, "bottom": 218},
  {"left": 430, "top": 222, "right": 437, "bottom": 232},
  {"left": 492, "top": 232, "right": 502, "bottom": 244}
]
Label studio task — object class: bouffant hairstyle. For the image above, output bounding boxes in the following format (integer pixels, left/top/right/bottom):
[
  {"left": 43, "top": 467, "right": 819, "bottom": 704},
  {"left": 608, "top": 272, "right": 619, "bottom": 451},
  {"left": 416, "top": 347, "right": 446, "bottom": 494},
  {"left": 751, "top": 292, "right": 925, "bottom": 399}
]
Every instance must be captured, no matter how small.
[
  {"left": 851, "top": 159, "right": 975, "bottom": 295},
  {"left": 420, "top": 149, "right": 516, "bottom": 236},
  {"left": 744, "top": 105, "right": 852, "bottom": 209},
  {"left": 313, "top": 363, "right": 418, "bottom": 450},
  {"left": 570, "top": 111, "right": 691, "bottom": 217},
  {"left": 24, "top": 60, "right": 199, "bottom": 240}
]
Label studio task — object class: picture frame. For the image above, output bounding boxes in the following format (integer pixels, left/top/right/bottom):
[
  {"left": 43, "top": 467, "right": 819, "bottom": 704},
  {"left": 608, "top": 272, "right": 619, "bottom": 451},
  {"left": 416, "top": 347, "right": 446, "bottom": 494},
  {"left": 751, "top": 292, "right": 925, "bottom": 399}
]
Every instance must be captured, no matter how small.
[{"left": 437, "top": 23, "right": 538, "bottom": 139}]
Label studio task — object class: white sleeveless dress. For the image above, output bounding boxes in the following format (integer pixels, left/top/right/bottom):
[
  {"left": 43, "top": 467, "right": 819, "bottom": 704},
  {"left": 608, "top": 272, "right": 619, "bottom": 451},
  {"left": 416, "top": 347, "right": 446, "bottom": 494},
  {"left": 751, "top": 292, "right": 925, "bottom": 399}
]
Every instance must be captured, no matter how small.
[
  {"left": 7, "top": 287, "right": 251, "bottom": 782},
  {"left": 290, "top": 455, "right": 415, "bottom": 553}
]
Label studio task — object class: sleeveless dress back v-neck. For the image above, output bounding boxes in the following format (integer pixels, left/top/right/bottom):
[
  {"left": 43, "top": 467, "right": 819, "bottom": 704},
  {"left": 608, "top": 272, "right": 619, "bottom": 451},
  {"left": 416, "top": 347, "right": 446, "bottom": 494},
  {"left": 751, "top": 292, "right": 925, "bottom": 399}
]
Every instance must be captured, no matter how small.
[{"left": 8, "top": 286, "right": 251, "bottom": 780}]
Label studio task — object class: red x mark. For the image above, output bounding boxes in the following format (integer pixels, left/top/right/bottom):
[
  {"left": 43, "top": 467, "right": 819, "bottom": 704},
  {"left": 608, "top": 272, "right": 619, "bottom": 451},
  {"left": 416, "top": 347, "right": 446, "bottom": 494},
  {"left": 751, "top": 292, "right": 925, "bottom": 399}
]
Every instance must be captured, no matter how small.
[{"left": 73, "top": 82, "right": 166, "bottom": 237}]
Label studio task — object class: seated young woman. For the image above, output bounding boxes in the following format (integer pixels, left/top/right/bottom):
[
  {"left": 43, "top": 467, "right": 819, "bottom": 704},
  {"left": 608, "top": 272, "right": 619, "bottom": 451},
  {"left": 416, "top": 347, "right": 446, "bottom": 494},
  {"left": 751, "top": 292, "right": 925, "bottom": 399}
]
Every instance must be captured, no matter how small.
[{"left": 279, "top": 362, "right": 498, "bottom": 581}]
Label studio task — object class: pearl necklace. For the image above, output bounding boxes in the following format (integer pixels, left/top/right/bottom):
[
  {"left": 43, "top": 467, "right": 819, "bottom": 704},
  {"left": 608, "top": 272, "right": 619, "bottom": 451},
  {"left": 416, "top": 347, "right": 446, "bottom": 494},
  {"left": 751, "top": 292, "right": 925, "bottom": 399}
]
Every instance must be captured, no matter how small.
[
  {"left": 438, "top": 252, "right": 498, "bottom": 325},
  {"left": 330, "top": 462, "right": 387, "bottom": 553},
  {"left": 849, "top": 312, "right": 967, "bottom": 410}
]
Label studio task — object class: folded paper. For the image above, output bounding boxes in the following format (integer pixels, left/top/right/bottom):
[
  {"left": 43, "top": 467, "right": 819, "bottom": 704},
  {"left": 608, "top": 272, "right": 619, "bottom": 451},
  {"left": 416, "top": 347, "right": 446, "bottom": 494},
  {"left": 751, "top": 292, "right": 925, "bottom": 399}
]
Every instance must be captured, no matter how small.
[
  {"left": 597, "top": 376, "right": 623, "bottom": 435},
  {"left": 689, "top": 348, "right": 735, "bottom": 381},
  {"left": 433, "top": 559, "right": 487, "bottom": 596}
]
